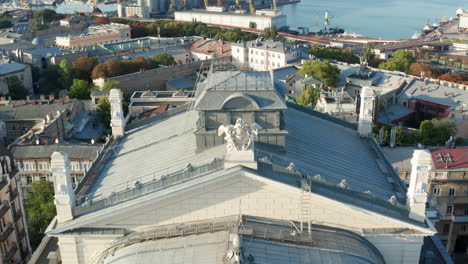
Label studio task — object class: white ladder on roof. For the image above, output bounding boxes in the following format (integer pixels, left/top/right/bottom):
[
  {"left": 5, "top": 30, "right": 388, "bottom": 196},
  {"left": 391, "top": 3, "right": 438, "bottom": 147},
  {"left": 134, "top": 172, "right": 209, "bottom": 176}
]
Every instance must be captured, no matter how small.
[{"left": 300, "top": 176, "right": 312, "bottom": 236}]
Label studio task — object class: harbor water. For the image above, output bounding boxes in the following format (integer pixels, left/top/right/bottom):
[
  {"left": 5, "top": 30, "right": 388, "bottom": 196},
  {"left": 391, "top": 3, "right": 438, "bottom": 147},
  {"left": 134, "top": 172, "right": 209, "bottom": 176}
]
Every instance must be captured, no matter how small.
[{"left": 279, "top": 0, "right": 464, "bottom": 39}]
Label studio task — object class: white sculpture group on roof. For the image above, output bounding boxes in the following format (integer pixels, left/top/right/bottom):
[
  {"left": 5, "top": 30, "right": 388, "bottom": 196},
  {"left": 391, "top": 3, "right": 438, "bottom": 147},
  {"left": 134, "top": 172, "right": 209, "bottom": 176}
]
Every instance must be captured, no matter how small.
[{"left": 218, "top": 118, "right": 262, "bottom": 152}]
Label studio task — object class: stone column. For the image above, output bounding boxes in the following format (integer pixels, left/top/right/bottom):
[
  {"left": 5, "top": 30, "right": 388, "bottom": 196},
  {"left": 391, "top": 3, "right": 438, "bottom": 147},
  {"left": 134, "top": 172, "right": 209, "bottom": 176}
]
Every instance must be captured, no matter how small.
[
  {"left": 406, "top": 149, "right": 433, "bottom": 222},
  {"left": 51, "top": 152, "right": 75, "bottom": 223},
  {"left": 109, "top": 89, "right": 125, "bottom": 139},
  {"left": 358, "top": 86, "right": 374, "bottom": 137}
]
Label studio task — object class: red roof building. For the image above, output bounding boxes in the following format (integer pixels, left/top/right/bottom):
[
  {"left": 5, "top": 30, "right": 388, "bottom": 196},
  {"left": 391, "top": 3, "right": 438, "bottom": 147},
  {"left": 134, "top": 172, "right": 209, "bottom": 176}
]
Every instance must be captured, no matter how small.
[{"left": 430, "top": 148, "right": 468, "bottom": 170}]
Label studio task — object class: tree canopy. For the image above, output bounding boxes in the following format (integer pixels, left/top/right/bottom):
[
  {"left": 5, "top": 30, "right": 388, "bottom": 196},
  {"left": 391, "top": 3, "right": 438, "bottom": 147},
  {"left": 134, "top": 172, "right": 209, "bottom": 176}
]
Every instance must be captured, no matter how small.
[
  {"left": 5, "top": 76, "right": 28, "bottom": 99},
  {"left": 0, "top": 20, "right": 12, "bottom": 29},
  {"left": 378, "top": 50, "right": 415, "bottom": 72},
  {"left": 102, "top": 80, "right": 121, "bottom": 91},
  {"left": 58, "top": 60, "right": 73, "bottom": 90},
  {"left": 298, "top": 60, "right": 340, "bottom": 88},
  {"left": 96, "top": 97, "right": 111, "bottom": 128},
  {"left": 72, "top": 57, "right": 99, "bottom": 81},
  {"left": 91, "top": 57, "right": 155, "bottom": 79},
  {"left": 152, "top": 53, "right": 176, "bottom": 66},
  {"left": 408, "top": 63, "right": 447, "bottom": 78},
  {"left": 26, "top": 181, "right": 56, "bottom": 249},
  {"left": 309, "top": 45, "right": 359, "bottom": 64},
  {"left": 68, "top": 79, "right": 95, "bottom": 100},
  {"left": 296, "top": 87, "right": 320, "bottom": 108}
]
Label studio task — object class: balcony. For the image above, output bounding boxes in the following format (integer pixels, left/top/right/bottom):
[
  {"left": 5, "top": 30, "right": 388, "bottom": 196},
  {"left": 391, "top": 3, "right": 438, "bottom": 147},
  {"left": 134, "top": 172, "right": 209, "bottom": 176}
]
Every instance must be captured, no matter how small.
[
  {"left": 0, "top": 200, "right": 10, "bottom": 218},
  {"left": 8, "top": 187, "right": 18, "bottom": 201},
  {"left": 432, "top": 195, "right": 468, "bottom": 204},
  {"left": 3, "top": 242, "right": 18, "bottom": 262},
  {"left": 0, "top": 177, "right": 7, "bottom": 191},
  {"left": 451, "top": 215, "right": 468, "bottom": 223},
  {"left": 0, "top": 223, "right": 14, "bottom": 242},
  {"left": 12, "top": 209, "right": 21, "bottom": 222}
]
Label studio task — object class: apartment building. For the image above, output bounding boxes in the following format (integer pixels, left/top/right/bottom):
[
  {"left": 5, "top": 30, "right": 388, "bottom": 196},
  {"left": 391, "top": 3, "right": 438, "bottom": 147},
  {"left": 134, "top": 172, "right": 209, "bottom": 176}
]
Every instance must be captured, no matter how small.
[
  {"left": 56, "top": 23, "right": 131, "bottom": 49},
  {"left": 231, "top": 38, "right": 307, "bottom": 71},
  {"left": 0, "top": 60, "right": 33, "bottom": 97},
  {"left": 427, "top": 148, "right": 468, "bottom": 259},
  {"left": 0, "top": 145, "right": 30, "bottom": 263},
  {"left": 12, "top": 144, "right": 103, "bottom": 200}
]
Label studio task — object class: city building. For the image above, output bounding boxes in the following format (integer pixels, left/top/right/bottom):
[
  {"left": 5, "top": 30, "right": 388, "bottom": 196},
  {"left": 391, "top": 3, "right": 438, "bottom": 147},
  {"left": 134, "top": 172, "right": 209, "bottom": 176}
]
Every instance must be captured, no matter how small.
[
  {"left": 0, "top": 144, "right": 31, "bottom": 263},
  {"left": 0, "top": 59, "right": 33, "bottom": 96},
  {"left": 11, "top": 143, "right": 103, "bottom": 200},
  {"left": 117, "top": 0, "right": 151, "bottom": 18},
  {"left": 85, "top": 36, "right": 195, "bottom": 64},
  {"left": 458, "top": 12, "right": 468, "bottom": 32},
  {"left": 56, "top": 23, "right": 131, "bottom": 49},
  {"left": 232, "top": 38, "right": 307, "bottom": 71},
  {"left": 20, "top": 47, "right": 88, "bottom": 70},
  {"left": 0, "top": 98, "right": 84, "bottom": 142},
  {"left": 385, "top": 146, "right": 468, "bottom": 262},
  {"left": 42, "top": 66, "right": 443, "bottom": 264},
  {"left": 175, "top": 9, "right": 287, "bottom": 31},
  {"left": 190, "top": 38, "right": 231, "bottom": 61},
  {"left": 393, "top": 79, "right": 468, "bottom": 137}
]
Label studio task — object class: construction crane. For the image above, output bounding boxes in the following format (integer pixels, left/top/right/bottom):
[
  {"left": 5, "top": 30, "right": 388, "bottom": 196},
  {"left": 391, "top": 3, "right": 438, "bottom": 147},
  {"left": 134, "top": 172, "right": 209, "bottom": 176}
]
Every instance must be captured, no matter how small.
[
  {"left": 204, "top": 0, "right": 209, "bottom": 8},
  {"left": 273, "top": 0, "right": 277, "bottom": 11},
  {"left": 249, "top": 0, "right": 255, "bottom": 13}
]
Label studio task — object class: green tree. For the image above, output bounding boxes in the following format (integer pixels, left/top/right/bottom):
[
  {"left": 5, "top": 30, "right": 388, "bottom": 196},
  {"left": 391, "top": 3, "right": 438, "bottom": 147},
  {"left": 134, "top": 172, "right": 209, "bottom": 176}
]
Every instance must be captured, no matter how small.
[
  {"left": 5, "top": 76, "right": 28, "bottom": 99},
  {"left": 72, "top": 57, "right": 98, "bottom": 81},
  {"left": 44, "top": 65, "right": 61, "bottom": 93},
  {"left": 152, "top": 53, "right": 176, "bottom": 66},
  {"left": 58, "top": 60, "right": 73, "bottom": 90},
  {"left": 0, "top": 20, "right": 12, "bottom": 29},
  {"left": 361, "top": 43, "right": 373, "bottom": 64},
  {"left": 419, "top": 120, "right": 435, "bottom": 145},
  {"left": 298, "top": 60, "right": 340, "bottom": 88},
  {"left": 96, "top": 97, "right": 111, "bottom": 128},
  {"left": 309, "top": 45, "right": 359, "bottom": 64},
  {"left": 29, "top": 17, "right": 47, "bottom": 32},
  {"left": 102, "top": 80, "right": 121, "bottom": 91},
  {"left": 68, "top": 79, "right": 95, "bottom": 99},
  {"left": 26, "top": 181, "right": 56, "bottom": 249},
  {"left": 296, "top": 87, "right": 320, "bottom": 108},
  {"left": 379, "top": 50, "right": 416, "bottom": 72}
]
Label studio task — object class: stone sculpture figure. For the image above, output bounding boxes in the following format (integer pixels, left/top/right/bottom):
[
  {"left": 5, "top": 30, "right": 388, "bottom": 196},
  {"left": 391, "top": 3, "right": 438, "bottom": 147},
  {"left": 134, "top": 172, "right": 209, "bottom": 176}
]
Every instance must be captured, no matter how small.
[{"left": 218, "top": 119, "right": 262, "bottom": 152}]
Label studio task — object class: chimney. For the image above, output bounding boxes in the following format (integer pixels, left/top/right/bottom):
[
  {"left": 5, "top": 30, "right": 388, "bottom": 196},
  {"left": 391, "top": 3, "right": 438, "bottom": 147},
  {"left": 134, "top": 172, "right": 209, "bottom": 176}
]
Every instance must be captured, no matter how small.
[
  {"left": 49, "top": 95, "right": 55, "bottom": 101},
  {"left": 51, "top": 152, "right": 75, "bottom": 223},
  {"left": 109, "top": 89, "right": 125, "bottom": 139},
  {"left": 26, "top": 96, "right": 30, "bottom": 101},
  {"left": 9, "top": 103, "right": 14, "bottom": 108},
  {"left": 40, "top": 95, "right": 45, "bottom": 101},
  {"left": 358, "top": 86, "right": 374, "bottom": 137},
  {"left": 406, "top": 149, "right": 433, "bottom": 222},
  {"left": 0, "top": 97, "right": 5, "bottom": 101},
  {"left": 64, "top": 95, "right": 70, "bottom": 101},
  {"left": 58, "top": 99, "right": 64, "bottom": 105}
]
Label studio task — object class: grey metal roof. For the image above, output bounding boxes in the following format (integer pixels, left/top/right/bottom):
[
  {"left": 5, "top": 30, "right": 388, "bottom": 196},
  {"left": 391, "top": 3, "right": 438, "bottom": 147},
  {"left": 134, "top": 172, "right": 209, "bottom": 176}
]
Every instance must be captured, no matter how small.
[
  {"left": 23, "top": 46, "right": 65, "bottom": 57},
  {"left": 270, "top": 107, "right": 403, "bottom": 201},
  {"left": 378, "top": 104, "right": 415, "bottom": 124},
  {"left": 232, "top": 39, "right": 294, "bottom": 53},
  {"left": 195, "top": 71, "right": 287, "bottom": 111},
  {"left": 99, "top": 215, "right": 385, "bottom": 264},
  {"left": 382, "top": 147, "right": 417, "bottom": 173},
  {"left": 85, "top": 105, "right": 405, "bottom": 215},
  {"left": 398, "top": 80, "right": 468, "bottom": 112},
  {"left": 12, "top": 144, "right": 102, "bottom": 160},
  {"left": 0, "top": 100, "right": 77, "bottom": 121},
  {"left": 0, "top": 61, "right": 26, "bottom": 76}
]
